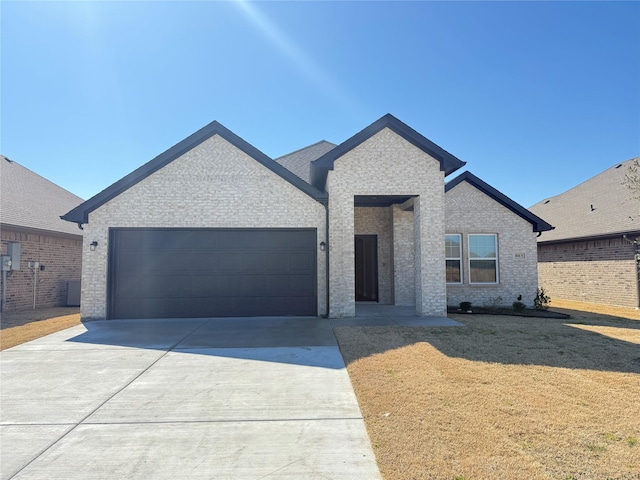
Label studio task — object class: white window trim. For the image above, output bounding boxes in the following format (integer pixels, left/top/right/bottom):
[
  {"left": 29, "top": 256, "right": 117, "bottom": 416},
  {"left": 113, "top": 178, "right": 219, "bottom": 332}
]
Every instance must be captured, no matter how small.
[
  {"left": 468, "top": 234, "right": 499, "bottom": 284},
  {"left": 445, "top": 234, "right": 463, "bottom": 284}
]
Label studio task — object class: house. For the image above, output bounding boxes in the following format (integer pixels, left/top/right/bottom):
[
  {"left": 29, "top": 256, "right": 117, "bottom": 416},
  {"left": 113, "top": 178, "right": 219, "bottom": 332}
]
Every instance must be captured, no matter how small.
[
  {"left": 62, "top": 114, "right": 552, "bottom": 320},
  {"left": 0, "top": 156, "right": 84, "bottom": 311},
  {"left": 529, "top": 157, "right": 640, "bottom": 309}
]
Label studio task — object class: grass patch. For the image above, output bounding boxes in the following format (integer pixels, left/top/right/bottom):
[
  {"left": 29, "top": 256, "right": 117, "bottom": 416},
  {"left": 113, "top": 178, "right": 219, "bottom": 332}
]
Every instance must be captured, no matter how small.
[
  {"left": 1, "top": 314, "right": 81, "bottom": 350},
  {"left": 335, "top": 309, "right": 640, "bottom": 479}
]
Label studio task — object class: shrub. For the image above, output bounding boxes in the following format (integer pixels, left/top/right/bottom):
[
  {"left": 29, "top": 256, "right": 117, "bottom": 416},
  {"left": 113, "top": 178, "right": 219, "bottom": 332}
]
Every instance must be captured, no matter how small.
[
  {"left": 534, "top": 287, "right": 550, "bottom": 310},
  {"left": 512, "top": 301, "right": 526, "bottom": 312},
  {"left": 483, "top": 296, "right": 503, "bottom": 311},
  {"left": 459, "top": 301, "right": 472, "bottom": 311}
]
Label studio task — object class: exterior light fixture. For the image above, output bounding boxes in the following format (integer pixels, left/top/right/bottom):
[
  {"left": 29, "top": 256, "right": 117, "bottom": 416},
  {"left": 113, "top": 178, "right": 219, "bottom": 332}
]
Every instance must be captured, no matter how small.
[
  {"left": 319, "top": 242, "right": 326, "bottom": 252},
  {"left": 90, "top": 241, "right": 98, "bottom": 251}
]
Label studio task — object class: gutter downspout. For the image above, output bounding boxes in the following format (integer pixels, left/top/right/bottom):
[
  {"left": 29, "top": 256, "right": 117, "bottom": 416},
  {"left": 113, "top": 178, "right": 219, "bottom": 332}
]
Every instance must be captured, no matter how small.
[
  {"left": 1, "top": 269, "right": 6, "bottom": 313},
  {"left": 33, "top": 263, "right": 38, "bottom": 310},
  {"left": 623, "top": 234, "right": 640, "bottom": 309},
  {"left": 323, "top": 199, "right": 330, "bottom": 318},
  {"left": 635, "top": 237, "right": 640, "bottom": 309}
]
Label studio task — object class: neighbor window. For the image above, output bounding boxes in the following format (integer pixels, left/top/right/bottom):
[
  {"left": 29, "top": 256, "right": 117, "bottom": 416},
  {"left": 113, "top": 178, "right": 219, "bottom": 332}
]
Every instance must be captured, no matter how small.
[
  {"left": 468, "top": 234, "right": 498, "bottom": 283},
  {"left": 445, "top": 234, "right": 462, "bottom": 283}
]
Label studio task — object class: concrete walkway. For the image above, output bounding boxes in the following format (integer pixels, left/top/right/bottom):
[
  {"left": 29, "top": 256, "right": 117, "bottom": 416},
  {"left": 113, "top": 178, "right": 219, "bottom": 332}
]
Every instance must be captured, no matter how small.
[{"left": 0, "top": 317, "right": 382, "bottom": 480}]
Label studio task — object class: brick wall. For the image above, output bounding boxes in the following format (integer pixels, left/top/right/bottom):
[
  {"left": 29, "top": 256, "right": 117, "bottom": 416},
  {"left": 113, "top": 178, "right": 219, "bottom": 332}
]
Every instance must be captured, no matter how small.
[
  {"left": 326, "top": 127, "right": 446, "bottom": 317},
  {"left": 0, "top": 228, "right": 82, "bottom": 311},
  {"left": 445, "top": 181, "right": 540, "bottom": 308},
  {"left": 392, "top": 204, "right": 415, "bottom": 306},
  {"left": 537, "top": 237, "right": 639, "bottom": 309},
  {"left": 82, "top": 134, "right": 327, "bottom": 320}
]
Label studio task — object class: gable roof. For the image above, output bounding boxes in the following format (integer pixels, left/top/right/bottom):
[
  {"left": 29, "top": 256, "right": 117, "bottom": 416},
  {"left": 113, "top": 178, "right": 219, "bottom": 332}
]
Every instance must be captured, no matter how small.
[
  {"left": 275, "top": 140, "right": 337, "bottom": 184},
  {"left": 62, "top": 121, "right": 329, "bottom": 225},
  {"left": 310, "top": 113, "right": 466, "bottom": 190},
  {"left": 1, "top": 156, "right": 84, "bottom": 237},
  {"left": 529, "top": 157, "right": 640, "bottom": 243},
  {"left": 446, "top": 171, "right": 553, "bottom": 233}
]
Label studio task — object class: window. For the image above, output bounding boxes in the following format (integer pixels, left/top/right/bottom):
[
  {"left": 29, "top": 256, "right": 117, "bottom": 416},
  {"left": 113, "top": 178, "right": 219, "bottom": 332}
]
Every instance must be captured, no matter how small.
[
  {"left": 445, "top": 234, "right": 462, "bottom": 283},
  {"left": 468, "top": 234, "right": 498, "bottom": 283}
]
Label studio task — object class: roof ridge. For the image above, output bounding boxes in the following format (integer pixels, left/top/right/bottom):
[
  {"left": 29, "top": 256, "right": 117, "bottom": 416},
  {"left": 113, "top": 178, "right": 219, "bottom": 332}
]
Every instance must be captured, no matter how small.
[
  {"left": 274, "top": 140, "right": 337, "bottom": 161},
  {"left": 1, "top": 155, "right": 84, "bottom": 202},
  {"left": 536, "top": 156, "right": 639, "bottom": 204}
]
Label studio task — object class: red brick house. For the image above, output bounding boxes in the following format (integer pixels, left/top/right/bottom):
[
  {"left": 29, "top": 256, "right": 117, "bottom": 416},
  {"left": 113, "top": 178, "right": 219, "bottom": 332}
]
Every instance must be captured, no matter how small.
[
  {"left": 529, "top": 157, "right": 640, "bottom": 309},
  {"left": 0, "top": 156, "right": 84, "bottom": 311}
]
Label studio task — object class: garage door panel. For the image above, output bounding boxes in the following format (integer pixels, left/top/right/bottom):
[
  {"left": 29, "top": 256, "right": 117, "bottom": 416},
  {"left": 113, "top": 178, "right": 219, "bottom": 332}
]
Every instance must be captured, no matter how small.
[{"left": 109, "top": 228, "right": 317, "bottom": 319}]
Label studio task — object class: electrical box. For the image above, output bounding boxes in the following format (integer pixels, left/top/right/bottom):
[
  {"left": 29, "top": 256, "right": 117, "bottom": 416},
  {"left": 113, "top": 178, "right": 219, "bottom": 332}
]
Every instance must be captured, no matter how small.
[
  {"left": 7, "top": 242, "right": 20, "bottom": 270},
  {"left": 1, "top": 256, "right": 11, "bottom": 271}
]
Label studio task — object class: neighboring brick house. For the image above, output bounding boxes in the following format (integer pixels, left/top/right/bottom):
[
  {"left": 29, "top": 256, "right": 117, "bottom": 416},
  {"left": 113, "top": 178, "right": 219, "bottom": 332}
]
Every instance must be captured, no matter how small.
[
  {"left": 62, "top": 114, "right": 552, "bottom": 320},
  {"left": 0, "top": 156, "right": 84, "bottom": 311},
  {"left": 529, "top": 157, "right": 640, "bottom": 309}
]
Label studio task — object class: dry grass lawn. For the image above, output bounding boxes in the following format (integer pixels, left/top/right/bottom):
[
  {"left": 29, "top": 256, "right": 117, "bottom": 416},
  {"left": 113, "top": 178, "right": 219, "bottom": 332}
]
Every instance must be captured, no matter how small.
[
  {"left": 0, "top": 309, "right": 81, "bottom": 350},
  {"left": 335, "top": 309, "right": 640, "bottom": 480}
]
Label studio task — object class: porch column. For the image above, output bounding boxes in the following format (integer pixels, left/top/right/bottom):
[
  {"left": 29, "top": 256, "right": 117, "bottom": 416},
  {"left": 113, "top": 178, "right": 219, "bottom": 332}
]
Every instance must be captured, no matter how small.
[
  {"left": 392, "top": 203, "right": 415, "bottom": 306},
  {"left": 413, "top": 196, "right": 447, "bottom": 316},
  {"left": 329, "top": 193, "right": 355, "bottom": 317}
]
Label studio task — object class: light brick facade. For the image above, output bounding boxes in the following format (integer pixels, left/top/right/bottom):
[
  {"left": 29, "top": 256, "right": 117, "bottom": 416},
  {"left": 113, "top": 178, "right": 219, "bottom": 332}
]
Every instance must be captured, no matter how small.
[
  {"left": 81, "top": 134, "right": 327, "bottom": 320},
  {"left": 445, "top": 181, "right": 540, "bottom": 308},
  {"left": 70, "top": 116, "right": 547, "bottom": 320},
  {"left": 0, "top": 228, "right": 82, "bottom": 311},
  {"left": 326, "top": 128, "right": 446, "bottom": 317},
  {"left": 537, "top": 237, "right": 639, "bottom": 309}
]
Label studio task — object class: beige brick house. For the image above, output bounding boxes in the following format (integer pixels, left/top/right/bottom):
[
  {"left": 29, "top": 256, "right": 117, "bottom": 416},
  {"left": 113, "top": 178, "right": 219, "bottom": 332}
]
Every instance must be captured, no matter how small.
[{"left": 62, "top": 114, "right": 552, "bottom": 320}]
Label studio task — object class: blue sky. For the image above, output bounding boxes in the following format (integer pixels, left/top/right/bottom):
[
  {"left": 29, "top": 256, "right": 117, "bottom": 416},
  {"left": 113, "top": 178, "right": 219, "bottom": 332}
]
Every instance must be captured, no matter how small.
[{"left": 2, "top": 1, "right": 639, "bottom": 208}]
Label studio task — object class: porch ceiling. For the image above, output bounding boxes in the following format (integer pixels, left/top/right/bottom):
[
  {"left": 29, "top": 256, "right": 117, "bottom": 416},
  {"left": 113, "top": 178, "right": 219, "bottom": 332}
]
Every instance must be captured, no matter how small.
[{"left": 354, "top": 195, "right": 415, "bottom": 207}]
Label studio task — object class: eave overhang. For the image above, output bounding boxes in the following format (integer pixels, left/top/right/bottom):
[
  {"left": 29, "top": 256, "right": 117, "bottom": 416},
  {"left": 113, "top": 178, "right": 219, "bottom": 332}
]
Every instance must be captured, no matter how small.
[
  {"left": 310, "top": 113, "right": 466, "bottom": 191},
  {"left": 445, "top": 171, "right": 554, "bottom": 233},
  {"left": 61, "top": 121, "right": 328, "bottom": 225}
]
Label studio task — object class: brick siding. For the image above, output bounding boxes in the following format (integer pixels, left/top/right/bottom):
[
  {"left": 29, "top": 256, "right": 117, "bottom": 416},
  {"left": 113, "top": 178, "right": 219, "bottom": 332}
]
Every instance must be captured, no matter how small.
[
  {"left": 445, "top": 181, "right": 540, "bottom": 308},
  {"left": 82, "top": 134, "right": 326, "bottom": 320},
  {"left": 0, "top": 228, "right": 82, "bottom": 311},
  {"left": 326, "top": 128, "right": 446, "bottom": 317},
  {"left": 537, "top": 237, "right": 639, "bottom": 309}
]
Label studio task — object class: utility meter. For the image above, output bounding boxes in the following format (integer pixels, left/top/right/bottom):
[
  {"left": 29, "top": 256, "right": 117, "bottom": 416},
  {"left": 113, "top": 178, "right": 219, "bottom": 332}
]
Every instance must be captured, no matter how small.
[{"left": 1, "top": 257, "right": 12, "bottom": 271}]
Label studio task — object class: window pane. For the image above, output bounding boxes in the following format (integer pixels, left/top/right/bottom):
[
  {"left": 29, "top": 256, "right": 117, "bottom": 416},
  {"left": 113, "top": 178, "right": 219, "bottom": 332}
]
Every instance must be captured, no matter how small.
[
  {"left": 469, "top": 235, "right": 496, "bottom": 259},
  {"left": 470, "top": 259, "right": 497, "bottom": 283},
  {"left": 446, "top": 259, "right": 461, "bottom": 283},
  {"left": 445, "top": 234, "right": 461, "bottom": 258}
]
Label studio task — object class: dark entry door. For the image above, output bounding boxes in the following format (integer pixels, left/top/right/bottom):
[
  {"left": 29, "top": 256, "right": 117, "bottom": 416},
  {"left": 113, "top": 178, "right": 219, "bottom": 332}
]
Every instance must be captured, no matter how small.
[
  {"left": 108, "top": 228, "right": 317, "bottom": 319},
  {"left": 355, "top": 235, "right": 378, "bottom": 302}
]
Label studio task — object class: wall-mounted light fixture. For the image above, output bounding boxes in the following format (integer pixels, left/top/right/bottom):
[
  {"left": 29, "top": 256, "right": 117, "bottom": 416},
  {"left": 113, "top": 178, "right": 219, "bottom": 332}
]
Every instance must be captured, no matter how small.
[
  {"left": 90, "top": 241, "right": 99, "bottom": 251},
  {"left": 319, "top": 241, "right": 326, "bottom": 252}
]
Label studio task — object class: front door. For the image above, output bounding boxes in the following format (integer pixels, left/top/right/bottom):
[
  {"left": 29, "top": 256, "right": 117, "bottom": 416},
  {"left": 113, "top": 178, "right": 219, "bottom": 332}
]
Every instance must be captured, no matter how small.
[{"left": 355, "top": 235, "right": 378, "bottom": 302}]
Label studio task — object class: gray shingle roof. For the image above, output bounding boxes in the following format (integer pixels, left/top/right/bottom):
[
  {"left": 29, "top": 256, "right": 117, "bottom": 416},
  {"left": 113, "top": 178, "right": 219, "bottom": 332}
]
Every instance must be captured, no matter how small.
[
  {"left": 1, "top": 156, "right": 84, "bottom": 236},
  {"left": 529, "top": 157, "right": 640, "bottom": 243},
  {"left": 275, "top": 140, "right": 337, "bottom": 183}
]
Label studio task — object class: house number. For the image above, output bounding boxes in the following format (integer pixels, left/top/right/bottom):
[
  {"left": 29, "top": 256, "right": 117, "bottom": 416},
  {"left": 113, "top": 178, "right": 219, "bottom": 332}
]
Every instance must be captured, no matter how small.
[{"left": 515, "top": 253, "right": 526, "bottom": 258}]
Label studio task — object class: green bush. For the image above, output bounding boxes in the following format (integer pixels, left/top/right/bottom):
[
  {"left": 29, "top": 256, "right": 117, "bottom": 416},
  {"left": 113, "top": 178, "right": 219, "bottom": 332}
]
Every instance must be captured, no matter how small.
[
  {"left": 512, "top": 301, "right": 526, "bottom": 312},
  {"left": 534, "top": 287, "right": 550, "bottom": 310},
  {"left": 459, "top": 301, "right": 472, "bottom": 311}
]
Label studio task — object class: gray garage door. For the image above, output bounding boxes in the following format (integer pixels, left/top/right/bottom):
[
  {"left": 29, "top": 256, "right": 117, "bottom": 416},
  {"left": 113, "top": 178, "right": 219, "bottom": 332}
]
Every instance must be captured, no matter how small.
[{"left": 108, "top": 228, "right": 317, "bottom": 319}]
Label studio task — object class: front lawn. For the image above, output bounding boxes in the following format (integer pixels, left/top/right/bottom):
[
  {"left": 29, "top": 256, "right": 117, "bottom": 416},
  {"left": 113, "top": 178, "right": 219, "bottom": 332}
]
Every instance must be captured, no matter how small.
[{"left": 335, "top": 310, "right": 640, "bottom": 480}]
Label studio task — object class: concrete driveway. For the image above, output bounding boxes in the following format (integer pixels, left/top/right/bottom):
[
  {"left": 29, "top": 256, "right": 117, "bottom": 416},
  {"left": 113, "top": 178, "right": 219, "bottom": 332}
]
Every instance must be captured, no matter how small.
[{"left": 0, "top": 317, "right": 382, "bottom": 480}]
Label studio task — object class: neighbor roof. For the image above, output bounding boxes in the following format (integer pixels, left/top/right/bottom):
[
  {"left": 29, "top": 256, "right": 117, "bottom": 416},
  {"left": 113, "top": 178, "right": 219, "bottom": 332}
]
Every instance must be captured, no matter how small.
[
  {"left": 446, "top": 171, "right": 554, "bottom": 233},
  {"left": 275, "top": 140, "right": 337, "bottom": 184},
  {"left": 1, "top": 156, "right": 84, "bottom": 237},
  {"left": 62, "top": 121, "right": 329, "bottom": 225},
  {"left": 529, "top": 157, "right": 640, "bottom": 243},
  {"left": 310, "top": 114, "right": 466, "bottom": 190}
]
